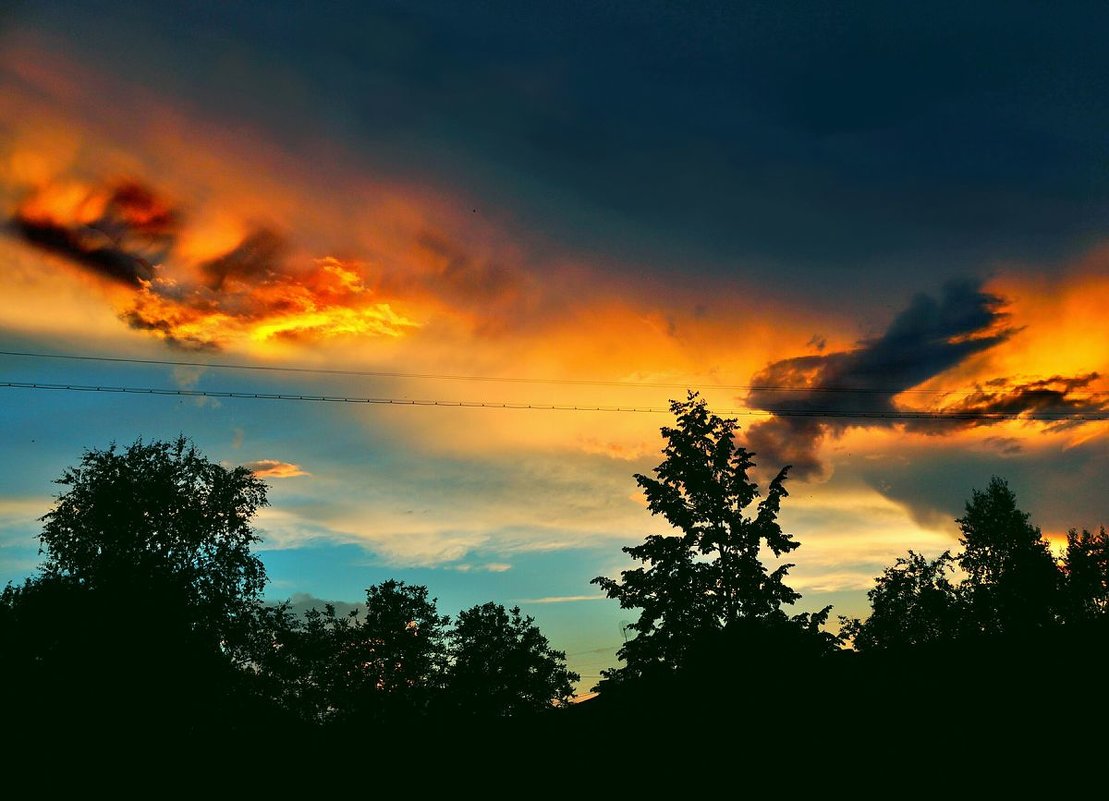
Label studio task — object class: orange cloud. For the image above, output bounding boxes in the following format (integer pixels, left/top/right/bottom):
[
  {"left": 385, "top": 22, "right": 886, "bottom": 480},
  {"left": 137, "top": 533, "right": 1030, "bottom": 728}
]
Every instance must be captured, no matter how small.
[
  {"left": 0, "top": 38, "right": 829, "bottom": 382},
  {"left": 241, "top": 459, "right": 310, "bottom": 479},
  {"left": 124, "top": 251, "right": 419, "bottom": 351},
  {"left": 9, "top": 177, "right": 419, "bottom": 351},
  {"left": 578, "top": 437, "right": 659, "bottom": 461}
]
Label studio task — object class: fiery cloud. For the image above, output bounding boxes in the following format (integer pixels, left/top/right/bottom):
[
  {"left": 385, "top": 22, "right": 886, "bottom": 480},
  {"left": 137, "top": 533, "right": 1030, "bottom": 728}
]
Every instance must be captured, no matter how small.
[
  {"left": 9, "top": 177, "right": 418, "bottom": 350},
  {"left": 0, "top": 43, "right": 807, "bottom": 375},
  {"left": 123, "top": 250, "right": 418, "bottom": 351},
  {"left": 745, "top": 281, "right": 1108, "bottom": 479}
]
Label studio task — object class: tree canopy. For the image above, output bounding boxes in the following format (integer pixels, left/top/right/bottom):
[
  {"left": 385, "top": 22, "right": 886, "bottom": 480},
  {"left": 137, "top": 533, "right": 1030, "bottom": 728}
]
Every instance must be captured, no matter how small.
[
  {"left": 1062, "top": 526, "right": 1109, "bottom": 622},
  {"left": 846, "top": 477, "right": 1109, "bottom": 651},
  {"left": 250, "top": 585, "right": 583, "bottom": 725},
  {"left": 446, "top": 602, "right": 579, "bottom": 717},
  {"left": 843, "top": 550, "right": 962, "bottom": 652},
  {"left": 37, "top": 436, "right": 269, "bottom": 649},
  {"left": 7, "top": 429, "right": 1106, "bottom": 751},
  {"left": 956, "top": 476, "right": 1059, "bottom": 634}
]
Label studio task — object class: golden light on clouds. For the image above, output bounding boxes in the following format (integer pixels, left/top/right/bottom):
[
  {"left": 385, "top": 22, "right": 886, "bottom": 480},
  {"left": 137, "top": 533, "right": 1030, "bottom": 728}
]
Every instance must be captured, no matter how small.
[
  {"left": 1, "top": 30, "right": 1105, "bottom": 574},
  {"left": 126, "top": 254, "right": 419, "bottom": 351},
  {"left": 7, "top": 174, "right": 421, "bottom": 351},
  {"left": 987, "top": 265, "right": 1109, "bottom": 384}
]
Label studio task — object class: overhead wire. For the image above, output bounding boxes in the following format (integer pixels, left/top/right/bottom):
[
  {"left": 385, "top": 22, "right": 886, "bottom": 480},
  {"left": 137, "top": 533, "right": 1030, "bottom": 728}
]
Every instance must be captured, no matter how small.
[
  {"left": 2, "top": 381, "right": 1106, "bottom": 421},
  {"left": 2, "top": 348, "right": 1085, "bottom": 398}
]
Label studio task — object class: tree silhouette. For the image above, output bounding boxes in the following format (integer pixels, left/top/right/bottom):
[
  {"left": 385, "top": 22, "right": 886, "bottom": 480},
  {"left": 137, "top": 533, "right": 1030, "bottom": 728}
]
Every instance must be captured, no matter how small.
[
  {"left": 592, "top": 392, "right": 829, "bottom": 686},
  {"left": 956, "top": 476, "right": 1060, "bottom": 634},
  {"left": 37, "top": 436, "right": 269, "bottom": 651},
  {"left": 446, "top": 602, "right": 579, "bottom": 717},
  {"left": 355, "top": 580, "right": 451, "bottom": 717},
  {"left": 1061, "top": 526, "right": 1109, "bottom": 622},
  {"left": 247, "top": 601, "right": 357, "bottom": 724},
  {"left": 255, "top": 580, "right": 451, "bottom": 725},
  {"left": 0, "top": 437, "right": 279, "bottom": 741},
  {"left": 843, "top": 550, "right": 962, "bottom": 651}
]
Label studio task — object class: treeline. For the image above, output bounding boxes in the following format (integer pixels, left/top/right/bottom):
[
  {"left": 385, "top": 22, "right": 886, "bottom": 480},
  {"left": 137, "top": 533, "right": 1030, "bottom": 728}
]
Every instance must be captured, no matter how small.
[
  {"left": 581, "top": 394, "right": 1109, "bottom": 749},
  {"left": 844, "top": 477, "right": 1108, "bottom": 650},
  {"left": 2, "top": 395, "right": 1107, "bottom": 761},
  {"left": 249, "top": 584, "right": 578, "bottom": 726},
  {"left": 0, "top": 438, "right": 576, "bottom": 751}
]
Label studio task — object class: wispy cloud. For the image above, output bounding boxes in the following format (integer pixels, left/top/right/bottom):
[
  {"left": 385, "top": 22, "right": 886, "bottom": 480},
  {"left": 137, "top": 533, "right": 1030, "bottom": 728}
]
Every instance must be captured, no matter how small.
[
  {"left": 517, "top": 594, "right": 608, "bottom": 604},
  {"left": 937, "top": 374, "right": 1106, "bottom": 431},
  {"left": 450, "top": 562, "right": 512, "bottom": 573},
  {"left": 0, "top": 497, "right": 51, "bottom": 520}
]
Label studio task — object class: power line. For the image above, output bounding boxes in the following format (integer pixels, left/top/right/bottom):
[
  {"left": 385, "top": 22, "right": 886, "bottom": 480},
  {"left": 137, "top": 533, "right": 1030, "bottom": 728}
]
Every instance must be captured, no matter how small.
[
  {"left": 3, "top": 381, "right": 1106, "bottom": 421},
  {"left": 0, "top": 381, "right": 677, "bottom": 413},
  {"left": 0, "top": 348, "right": 1039, "bottom": 397}
]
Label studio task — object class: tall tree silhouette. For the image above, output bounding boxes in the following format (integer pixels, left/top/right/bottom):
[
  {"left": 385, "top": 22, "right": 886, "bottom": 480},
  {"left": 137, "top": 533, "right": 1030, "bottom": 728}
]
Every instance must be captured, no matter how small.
[
  {"left": 446, "top": 602, "right": 579, "bottom": 717},
  {"left": 956, "top": 476, "right": 1060, "bottom": 634},
  {"left": 592, "top": 392, "right": 828, "bottom": 686}
]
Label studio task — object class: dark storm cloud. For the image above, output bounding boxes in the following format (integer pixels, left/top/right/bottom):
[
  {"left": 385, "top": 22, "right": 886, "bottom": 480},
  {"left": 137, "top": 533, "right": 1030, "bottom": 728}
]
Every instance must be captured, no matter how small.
[
  {"left": 200, "top": 228, "right": 287, "bottom": 292},
  {"left": 19, "top": 0, "right": 1109, "bottom": 298},
  {"left": 10, "top": 180, "right": 178, "bottom": 286},
  {"left": 844, "top": 439, "right": 1108, "bottom": 535},
  {"left": 745, "top": 281, "right": 1013, "bottom": 477},
  {"left": 743, "top": 282, "right": 1106, "bottom": 478},
  {"left": 117, "top": 309, "right": 219, "bottom": 353}
]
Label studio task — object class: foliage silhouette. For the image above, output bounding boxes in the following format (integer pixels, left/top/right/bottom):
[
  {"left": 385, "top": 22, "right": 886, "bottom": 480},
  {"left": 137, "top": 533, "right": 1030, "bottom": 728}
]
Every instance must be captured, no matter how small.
[
  {"left": 956, "top": 476, "right": 1060, "bottom": 634},
  {"left": 4, "top": 436, "right": 591, "bottom": 752},
  {"left": 842, "top": 550, "right": 962, "bottom": 651},
  {"left": 351, "top": 579, "right": 451, "bottom": 720},
  {"left": 848, "top": 478, "right": 1109, "bottom": 654},
  {"left": 592, "top": 392, "right": 834, "bottom": 690},
  {"left": 0, "top": 437, "right": 285, "bottom": 744},
  {"left": 0, "top": 572, "right": 282, "bottom": 746},
  {"left": 247, "top": 600, "right": 357, "bottom": 724},
  {"left": 37, "top": 436, "right": 269, "bottom": 651},
  {"left": 445, "top": 602, "right": 579, "bottom": 717},
  {"left": 1061, "top": 526, "right": 1109, "bottom": 622},
  {"left": 254, "top": 580, "right": 451, "bottom": 725},
  {"left": 10, "top": 431, "right": 1109, "bottom": 759}
]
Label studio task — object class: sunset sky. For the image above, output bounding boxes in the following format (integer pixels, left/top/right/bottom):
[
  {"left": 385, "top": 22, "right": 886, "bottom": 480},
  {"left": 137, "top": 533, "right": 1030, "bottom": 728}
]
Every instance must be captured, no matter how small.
[{"left": 1, "top": 1, "right": 1107, "bottom": 689}]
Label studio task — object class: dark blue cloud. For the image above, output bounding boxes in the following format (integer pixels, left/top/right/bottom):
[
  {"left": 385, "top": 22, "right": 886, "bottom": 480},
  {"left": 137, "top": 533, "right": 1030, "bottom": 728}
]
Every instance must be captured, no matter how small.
[
  {"left": 743, "top": 281, "right": 1106, "bottom": 478},
  {"left": 844, "top": 439, "right": 1108, "bottom": 536}
]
